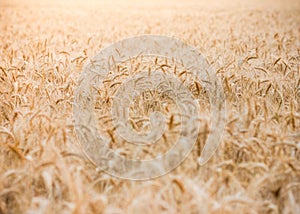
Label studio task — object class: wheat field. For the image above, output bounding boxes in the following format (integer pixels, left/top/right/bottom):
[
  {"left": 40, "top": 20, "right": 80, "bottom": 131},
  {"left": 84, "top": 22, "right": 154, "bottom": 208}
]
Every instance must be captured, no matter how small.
[{"left": 0, "top": 0, "right": 300, "bottom": 213}]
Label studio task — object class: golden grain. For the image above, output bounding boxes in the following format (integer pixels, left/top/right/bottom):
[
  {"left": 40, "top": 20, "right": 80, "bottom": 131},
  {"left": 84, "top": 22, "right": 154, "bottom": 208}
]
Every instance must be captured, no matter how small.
[{"left": 0, "top": 0, "right": 299, "bottom": 213}]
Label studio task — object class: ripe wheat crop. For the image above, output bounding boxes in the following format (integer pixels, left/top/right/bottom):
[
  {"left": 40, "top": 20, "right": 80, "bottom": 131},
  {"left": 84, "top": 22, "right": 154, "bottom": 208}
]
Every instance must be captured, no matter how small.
[{"left": 0, "top": 0, "right": 300, "bottom": 213}]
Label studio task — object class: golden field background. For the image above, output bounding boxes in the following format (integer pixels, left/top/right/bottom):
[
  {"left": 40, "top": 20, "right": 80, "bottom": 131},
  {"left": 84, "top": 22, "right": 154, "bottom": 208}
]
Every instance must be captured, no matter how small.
[{"left": 0, "top": 0, "right": 300, "bottom": 213}]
